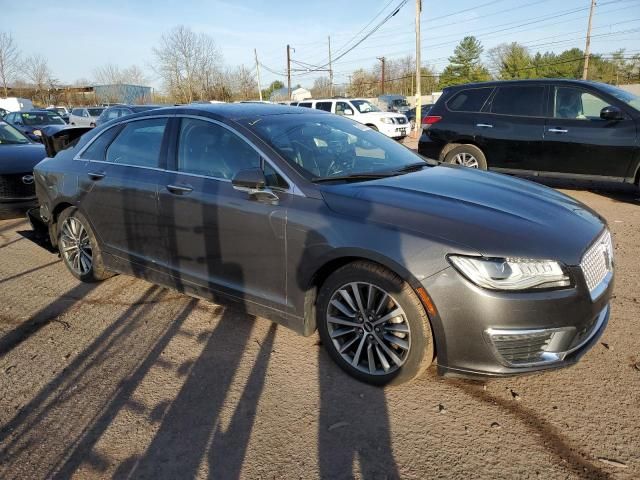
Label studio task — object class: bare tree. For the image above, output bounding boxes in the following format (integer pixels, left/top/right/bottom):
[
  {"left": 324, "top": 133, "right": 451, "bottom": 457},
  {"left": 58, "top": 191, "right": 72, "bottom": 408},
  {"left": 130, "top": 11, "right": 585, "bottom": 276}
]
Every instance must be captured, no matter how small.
[
  {"left": 152, "top": 25, "right": 223, "bottom": 103},
  {"left": 227, "top": 65, "right": 257, "bottom": 101},
  {"left": 23, "top": 54, "right": 54, "bottom": 104},
  {"left": 94, "top": 63, "right": 147, "bottom": 85},
  {"left": 311, "top": 76, "right": 331, "bottom": 98},
  {"left": 0, "top": 32, "right": 20, "bottom": 97}
]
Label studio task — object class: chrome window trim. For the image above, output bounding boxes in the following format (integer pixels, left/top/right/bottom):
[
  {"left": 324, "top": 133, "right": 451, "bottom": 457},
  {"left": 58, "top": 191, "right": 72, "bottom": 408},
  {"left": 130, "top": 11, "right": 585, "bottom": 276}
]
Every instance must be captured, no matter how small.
[{"left": 176, "top": 114, "right": 304, "bottom": 197}]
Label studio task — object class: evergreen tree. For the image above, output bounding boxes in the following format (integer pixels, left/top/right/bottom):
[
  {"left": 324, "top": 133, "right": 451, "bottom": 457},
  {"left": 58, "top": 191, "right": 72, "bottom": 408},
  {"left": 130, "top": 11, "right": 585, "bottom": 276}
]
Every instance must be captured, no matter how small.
[{"left": 439, "top": 36, "right": 490, "bottom": 88}]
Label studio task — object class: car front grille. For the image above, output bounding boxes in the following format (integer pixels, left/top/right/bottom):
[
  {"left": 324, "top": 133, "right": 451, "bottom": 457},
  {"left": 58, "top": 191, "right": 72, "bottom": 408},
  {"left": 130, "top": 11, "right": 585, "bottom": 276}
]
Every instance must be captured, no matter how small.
[
  {"left": 0, "top": 173, "right": 36, "bottom": 200},
  {"left": 580, "top": 229, "right": 613, "bottom": 299},
  {"left": 488, "top": 330, "right": 555, "bottom": 365}
]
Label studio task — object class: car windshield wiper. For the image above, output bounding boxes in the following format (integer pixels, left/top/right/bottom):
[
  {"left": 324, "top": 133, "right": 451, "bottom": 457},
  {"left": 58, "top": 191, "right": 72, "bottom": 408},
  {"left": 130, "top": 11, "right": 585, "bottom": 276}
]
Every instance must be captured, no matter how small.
[
  {"left": 311, "top": 172, "right": 397, "bottom": 183},
  {"left": 390, "top": 162, "right": 429, "bottom": 174}
]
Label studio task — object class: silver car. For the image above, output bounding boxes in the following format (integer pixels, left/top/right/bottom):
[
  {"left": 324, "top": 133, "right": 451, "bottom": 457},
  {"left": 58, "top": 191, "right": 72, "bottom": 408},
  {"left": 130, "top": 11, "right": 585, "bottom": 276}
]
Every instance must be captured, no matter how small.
[{"left": 68, "top": 107, "right": 105, "bottom": 127}]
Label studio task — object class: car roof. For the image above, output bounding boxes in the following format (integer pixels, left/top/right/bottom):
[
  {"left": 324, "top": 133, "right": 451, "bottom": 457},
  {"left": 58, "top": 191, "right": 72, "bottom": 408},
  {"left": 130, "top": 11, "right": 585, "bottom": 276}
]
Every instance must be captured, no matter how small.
[
  {"left": 144, "top": 103, "right": 330, "bottom": 121},
  {"left": 443, "top": 78, "right": 611, "bottom": 90}
]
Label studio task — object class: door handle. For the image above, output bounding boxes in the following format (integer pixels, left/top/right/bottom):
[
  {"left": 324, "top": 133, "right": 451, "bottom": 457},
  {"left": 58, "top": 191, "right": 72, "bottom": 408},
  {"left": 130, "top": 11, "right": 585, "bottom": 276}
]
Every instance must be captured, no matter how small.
[
  {"left": 87, "top": 171, "right": 105, "bottom": 181},
  {"left": 166, "top": 184, "right": 193, "bottom": 195},
  {"left": 548, "top": 128, "right": 568, "bottom": 133},
  {"left": 476, "top": 123, "right": 493, "bottom": 128}
]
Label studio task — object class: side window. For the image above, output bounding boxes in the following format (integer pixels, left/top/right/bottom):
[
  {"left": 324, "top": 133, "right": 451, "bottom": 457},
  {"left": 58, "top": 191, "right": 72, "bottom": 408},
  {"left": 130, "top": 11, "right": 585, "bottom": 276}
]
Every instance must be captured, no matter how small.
[
  {"left": 105, "top": 109, "right": 120, "bottom": 121},
  {"left": 263, "top": 162, "right": 289, "bottom": 190},
  {"left": 105, "top": 118, "right": 167, "bottom": 168},
  {"left": 554, "top": 87, "right": 611, "bottom": 120},
  {"left": 71, "top": 109, "right": 81, "bottom": 116},
  {"left": 315, "top": 101, "right": 332, "bottom": 112},
  {"left": 177, "top": 118, "right": 260, "bottom": 179},
  {"left": 298, "top": 102, "right": 312, "bottom": 108},
  {"left": 79, "top": 125, "right": 122, "bottom": 161},
  {"left": 447, "top": 87, "right": 493, "bottom": 112},
  {"left": 335, "top": 102, "right": 351, "bottom": 115},
  {"left": 490, "top": 86, "right": 545, "bottom": 117}
]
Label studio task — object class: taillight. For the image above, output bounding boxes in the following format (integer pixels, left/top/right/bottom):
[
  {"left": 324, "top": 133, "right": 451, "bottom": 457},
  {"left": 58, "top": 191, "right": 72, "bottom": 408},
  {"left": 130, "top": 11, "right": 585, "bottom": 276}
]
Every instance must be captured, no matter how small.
[{"left": 422, "top": 115, "right": 442, "bottom": 125}]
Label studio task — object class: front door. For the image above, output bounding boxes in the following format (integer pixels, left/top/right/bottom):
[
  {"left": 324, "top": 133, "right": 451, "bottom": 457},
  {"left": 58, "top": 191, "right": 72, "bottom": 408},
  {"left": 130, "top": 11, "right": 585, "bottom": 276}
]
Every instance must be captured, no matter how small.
[
  {"left": 157, "top": 117, "right": 288, "bottom": 310},
  {"left": 474, "top": 84, "right": 547, "bottom": 170},
  {"left": 79, "top": 117, "right": 169, "bottom": 270},
  {"left": 542, "top": 86, "right": 636, "bottom": 178}
]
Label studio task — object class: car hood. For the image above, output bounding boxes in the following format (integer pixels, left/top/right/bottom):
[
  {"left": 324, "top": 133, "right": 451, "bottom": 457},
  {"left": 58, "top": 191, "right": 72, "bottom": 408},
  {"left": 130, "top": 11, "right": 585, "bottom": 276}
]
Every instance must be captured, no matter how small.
[
  {"left": 320, "top": 165, "right": 605, "bottom": 265},
  {"left": 0, "top": 143, "right": 47, "bottom": 174}
]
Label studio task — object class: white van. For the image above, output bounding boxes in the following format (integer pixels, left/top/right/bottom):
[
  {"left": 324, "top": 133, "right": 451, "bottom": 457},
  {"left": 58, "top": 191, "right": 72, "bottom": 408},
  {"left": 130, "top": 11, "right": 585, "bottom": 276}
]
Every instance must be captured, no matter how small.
[
  {"left": 0, "top": 97, "right": 34, "bottom": 113},
  {"left": 298, "top": 98, "right": 409, "bottom": 139}
]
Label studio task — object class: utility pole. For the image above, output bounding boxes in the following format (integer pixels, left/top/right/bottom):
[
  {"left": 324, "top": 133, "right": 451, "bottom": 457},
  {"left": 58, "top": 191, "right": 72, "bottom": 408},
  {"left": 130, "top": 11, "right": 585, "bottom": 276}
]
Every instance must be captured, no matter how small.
[
  {"left": 328, "top": 36, "right": 333, "bottom": 97},
  {"left": 415, "top": 0, "right": 422, "bottom": 135},
  {"left": 287, "top": 44, "right": 292, "bottom": 99},
  {"left": 348, "top": 75, "right": 352, "bottom": 95},
  {"left": 254, "top": 48, "right": 263, "bottom": 101},
  {"left": 377, "top": 56, "right": 386, "bottom": 95},
  {"left": 582, "top": 0, "right": 596, "bottom": 80}
]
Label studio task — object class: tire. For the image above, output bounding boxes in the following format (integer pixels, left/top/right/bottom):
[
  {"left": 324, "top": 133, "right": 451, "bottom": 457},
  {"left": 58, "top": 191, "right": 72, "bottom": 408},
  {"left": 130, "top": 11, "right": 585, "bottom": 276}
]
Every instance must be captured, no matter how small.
[
  {"left": 444, "top": 144, "right": 487, "bottom": 170},
  {"left": 57, "top": 207, "right": 113, "bottom": 282},
  {"left": 317, "top": 261, "right": 434, "bottom": 386},
  {"left": 367, "top": 124, "right": 379, "bottom": 132}
]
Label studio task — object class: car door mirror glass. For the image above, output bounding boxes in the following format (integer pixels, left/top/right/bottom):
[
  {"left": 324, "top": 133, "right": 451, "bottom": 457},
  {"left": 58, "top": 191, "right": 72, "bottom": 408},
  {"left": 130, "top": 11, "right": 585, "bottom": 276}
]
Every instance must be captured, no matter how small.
[
  {"left": 600, "top": 105, "right": 623, "bottom": 121},
  {"left": 232, "top": 167, "right": 266, "bottom": 191}
]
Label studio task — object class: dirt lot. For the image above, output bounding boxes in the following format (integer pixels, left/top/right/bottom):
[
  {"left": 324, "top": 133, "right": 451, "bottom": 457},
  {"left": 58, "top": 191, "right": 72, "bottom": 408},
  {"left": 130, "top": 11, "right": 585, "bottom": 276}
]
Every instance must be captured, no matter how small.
[{"left": 0, "top": 179, "right": 639, "bottom": 479}]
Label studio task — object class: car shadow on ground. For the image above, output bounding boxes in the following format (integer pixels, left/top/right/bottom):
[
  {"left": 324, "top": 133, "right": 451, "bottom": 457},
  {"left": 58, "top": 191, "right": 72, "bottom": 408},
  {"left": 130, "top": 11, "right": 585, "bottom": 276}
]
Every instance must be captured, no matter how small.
[{"left": 516, "top": 176, "right": 640, "bottom": 205}]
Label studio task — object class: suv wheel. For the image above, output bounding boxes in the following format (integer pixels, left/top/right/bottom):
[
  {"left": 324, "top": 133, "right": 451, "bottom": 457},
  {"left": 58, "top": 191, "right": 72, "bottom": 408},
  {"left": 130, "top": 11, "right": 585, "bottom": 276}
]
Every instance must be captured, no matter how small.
[
  {"left": 317, "top": 261, "right": 434, "bottom": 385},
  {"left": 58, "top": 207, "right": 113, "bottom": 282},
  {"left": 444, "top": 144, "right": 487, "bottom": 170}
]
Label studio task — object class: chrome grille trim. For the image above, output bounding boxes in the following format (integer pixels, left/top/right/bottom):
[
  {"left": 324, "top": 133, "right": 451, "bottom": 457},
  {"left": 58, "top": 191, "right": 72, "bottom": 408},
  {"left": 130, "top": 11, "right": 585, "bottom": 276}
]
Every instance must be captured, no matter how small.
[{"left": 580, "top": 229, "right": 614, "bottom": 300}]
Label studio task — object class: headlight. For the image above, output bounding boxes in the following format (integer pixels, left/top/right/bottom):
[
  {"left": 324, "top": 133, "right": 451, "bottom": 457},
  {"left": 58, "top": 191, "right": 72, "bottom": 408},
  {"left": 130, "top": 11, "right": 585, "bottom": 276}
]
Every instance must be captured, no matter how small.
[
  {"left": 33, "top": 129, "right": 42, "bottom": 136},
  {"left": 380, "top": 117, "right": 393, "bottom": 124},
  {"left": 448, "top": 255, "right": 571, "bottom": 290}
]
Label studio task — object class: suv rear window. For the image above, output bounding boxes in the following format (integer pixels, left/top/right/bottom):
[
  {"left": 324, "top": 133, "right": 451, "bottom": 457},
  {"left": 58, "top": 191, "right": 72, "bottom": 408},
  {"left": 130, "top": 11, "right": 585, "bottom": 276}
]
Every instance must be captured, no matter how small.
[
  {"left": 315, "top": 101, "right": 332, "bottom": 112},
  {"left": 298, "top": 102, "right": 312, "bottom": 108},
  {"left": 447, "top": 88, "right": 493, "bottom": 112},
  {"left": 490, "top": 86, "right": 545, "bottom": 117}
]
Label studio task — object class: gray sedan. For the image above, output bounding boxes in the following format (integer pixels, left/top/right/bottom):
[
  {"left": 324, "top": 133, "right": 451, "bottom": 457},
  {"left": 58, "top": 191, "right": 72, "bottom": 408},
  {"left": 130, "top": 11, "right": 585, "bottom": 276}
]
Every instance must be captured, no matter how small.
[{"left": 32, "top": 104, "right": 613, "bottom": 385}]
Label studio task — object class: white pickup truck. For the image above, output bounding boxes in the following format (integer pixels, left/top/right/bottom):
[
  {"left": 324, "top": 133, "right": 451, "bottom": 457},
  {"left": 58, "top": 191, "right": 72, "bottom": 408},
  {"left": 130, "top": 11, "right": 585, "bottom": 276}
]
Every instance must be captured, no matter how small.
[{"left": 297, "top": 98, "right": 410, "bottom": 139}]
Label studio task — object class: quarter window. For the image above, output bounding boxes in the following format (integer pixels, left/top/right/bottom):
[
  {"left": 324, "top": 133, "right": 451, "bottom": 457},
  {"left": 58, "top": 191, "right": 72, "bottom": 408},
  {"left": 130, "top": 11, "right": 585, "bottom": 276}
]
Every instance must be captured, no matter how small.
[
  {"left": 79, "top": 126, "right": 123, "bottom": 161},
  {"left": 177, "top": 118, "right": 260, "bottom": 179},
  {"left": 490, "top": 86, "right": 545, "bottom": 117},
  {"left": 105, "top": 118, "right": 167, "bottom": 168},
  {"left": 315, "top": 101, "right": 332, "bottom": 112},
  {"left": 447, "top": 88, "right": 493, "bottom": 112},
  {"left": 554, "top": 87, "right": 611, "bottom": 120},
  {"left": 298, "top": 102, "right": 312, "bottom": 108}
]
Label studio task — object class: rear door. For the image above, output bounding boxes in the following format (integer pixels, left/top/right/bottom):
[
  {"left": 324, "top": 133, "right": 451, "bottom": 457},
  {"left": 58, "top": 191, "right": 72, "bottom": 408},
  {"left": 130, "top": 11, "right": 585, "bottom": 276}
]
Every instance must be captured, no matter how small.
[
  {"left": 79, "top": 117, "right": 170, "bottom": 268},
  {"left": 542, "top": 85, "right": 636, "bottom": 178},
  {"left": 475, "top": 84, "right": 547, "bottom": 170}
]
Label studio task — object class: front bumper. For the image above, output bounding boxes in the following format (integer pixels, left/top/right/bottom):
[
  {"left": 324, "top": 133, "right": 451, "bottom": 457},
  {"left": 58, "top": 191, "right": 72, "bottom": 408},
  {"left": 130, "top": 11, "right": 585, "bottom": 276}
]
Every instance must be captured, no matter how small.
[
  {"left": 422, "top": 265, "right": 613, "bottom": 378},
  {"left": 379, "top": 123, "right": 409, "bottom": 138}
]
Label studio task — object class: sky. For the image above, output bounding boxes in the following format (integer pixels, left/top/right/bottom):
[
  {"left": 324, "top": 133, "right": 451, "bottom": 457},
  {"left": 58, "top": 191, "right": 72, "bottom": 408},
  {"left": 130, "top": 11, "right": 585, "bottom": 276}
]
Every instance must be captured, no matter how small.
[{"left": 3, "top": 0, "right": 640, "bottom": 91}]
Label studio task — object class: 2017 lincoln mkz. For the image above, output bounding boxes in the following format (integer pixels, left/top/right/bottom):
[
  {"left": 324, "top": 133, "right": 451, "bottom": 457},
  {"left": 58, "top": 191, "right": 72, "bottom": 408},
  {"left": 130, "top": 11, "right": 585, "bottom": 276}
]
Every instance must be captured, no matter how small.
[{"left": 32, "top": 104, "right": 614, "bottom": 385}]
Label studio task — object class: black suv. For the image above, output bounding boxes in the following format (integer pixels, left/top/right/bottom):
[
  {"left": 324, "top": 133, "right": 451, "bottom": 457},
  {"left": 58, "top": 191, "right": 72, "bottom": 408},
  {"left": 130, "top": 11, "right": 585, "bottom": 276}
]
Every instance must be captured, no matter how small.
[{"left": 418, "top": 79, "right": 640, "bottom": 187}]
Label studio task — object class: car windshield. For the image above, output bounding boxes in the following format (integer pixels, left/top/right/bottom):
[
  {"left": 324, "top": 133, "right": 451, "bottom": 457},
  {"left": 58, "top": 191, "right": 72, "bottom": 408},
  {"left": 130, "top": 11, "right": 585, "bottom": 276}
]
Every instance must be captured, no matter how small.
[
  {"left": 351, "top": 100, "right": 380, "bottom": 113},
  {"left": 88, "top": 108, "right": 105, "bottom": 116},
  {"left": 21, "top": 112, "right": 66, "bottom": 126},
  {"left": 0, "top": 121, "right": 30, "bottom": 144},
  {"left": 242, "top": 113, "right": 424, "bottom": 181},
  {"left": 598, "top": 84, "right": 640, "bottom": 110},
  {"left": 392, "top": 99, "right": 409, "bottom": 107}
]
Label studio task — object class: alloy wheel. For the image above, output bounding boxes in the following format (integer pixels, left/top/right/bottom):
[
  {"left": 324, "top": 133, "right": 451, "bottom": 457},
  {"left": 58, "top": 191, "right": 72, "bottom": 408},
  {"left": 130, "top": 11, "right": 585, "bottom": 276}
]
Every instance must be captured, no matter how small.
[
  {"left": 326, "top": 282, "right": 411, "bottom": 375},
  {"left": 451, "top": 152, "right": 479, "bottom": 168},
  {"left": 60, "top": 217, "right": 93, "bottom": 276}
]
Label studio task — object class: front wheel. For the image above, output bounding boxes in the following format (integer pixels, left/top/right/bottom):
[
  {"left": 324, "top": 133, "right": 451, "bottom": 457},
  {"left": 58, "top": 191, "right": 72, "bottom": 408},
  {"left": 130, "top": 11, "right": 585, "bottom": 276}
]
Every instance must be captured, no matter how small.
[
  {"left": 444, "top": 144, "right": 487, "bottom": 170},
  {"left": 317, "top": 261, "right": 434, "bottom": 385},
  {"left": 57, "top": 207, "right": 113, "bottom": 282}
]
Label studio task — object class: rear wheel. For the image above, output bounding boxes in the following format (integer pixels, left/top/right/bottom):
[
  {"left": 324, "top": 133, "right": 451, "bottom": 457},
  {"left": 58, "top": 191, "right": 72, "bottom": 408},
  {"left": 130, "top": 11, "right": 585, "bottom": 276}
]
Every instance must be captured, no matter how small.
[
  {"left": 57, "top": 207, "right": 113, "bottom": 282},
  {"left": 444, "top": 144, "right": 487, "bottom": 170},
  {"left": 317, "top": 261, "right": 434, "bottom": 385}
]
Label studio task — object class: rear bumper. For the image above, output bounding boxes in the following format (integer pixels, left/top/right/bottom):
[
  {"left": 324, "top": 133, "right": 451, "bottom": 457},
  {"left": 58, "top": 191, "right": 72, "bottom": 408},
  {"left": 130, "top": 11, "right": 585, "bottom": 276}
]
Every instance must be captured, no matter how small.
[
  {"left": 418, "top": 132, "right": 445, "bottom": 159},
  {"left": 421, "top": 265, "right": 613, "bottom": 378}
]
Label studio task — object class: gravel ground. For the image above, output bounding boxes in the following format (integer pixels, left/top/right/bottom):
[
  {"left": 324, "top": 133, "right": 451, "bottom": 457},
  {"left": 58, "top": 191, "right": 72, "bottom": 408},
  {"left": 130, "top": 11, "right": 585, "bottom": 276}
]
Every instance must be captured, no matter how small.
[{"left": 0, "top": 178, "right": 638, "bottom": 479}]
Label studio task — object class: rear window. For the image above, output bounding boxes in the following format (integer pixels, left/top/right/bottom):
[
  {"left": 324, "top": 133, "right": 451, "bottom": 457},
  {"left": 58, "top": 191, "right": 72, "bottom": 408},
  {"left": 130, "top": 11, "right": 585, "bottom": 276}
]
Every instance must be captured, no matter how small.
[
  {"left": 490, "top": 86, "right": 546, "bottom": 117},
  {"left": 447, "top": 88, "right": 493, "bottom": 112},
  {"left": 315, "top": 101, "right": 332, "bottom": 112}
]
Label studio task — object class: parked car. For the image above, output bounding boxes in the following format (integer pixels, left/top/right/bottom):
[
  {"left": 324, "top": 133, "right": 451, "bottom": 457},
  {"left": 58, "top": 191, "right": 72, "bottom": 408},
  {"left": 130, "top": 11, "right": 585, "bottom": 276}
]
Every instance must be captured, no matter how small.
[
  {"left": 418, "top": 79, "right": 640, "bottom": 188},
  {"left": 0, "top": 97, "right": 34, "bottom": 113},
  {"left": 299, "top": 98, "right": 409, "bottom": 139},
  {"left": 406, "top": 104, "right": 434, "bottom": 130},
  {"left": 47, "top": 106, "right": 71, "bottom": 123},
  {"left": 0, "top": 108, "right": 7, "bottom": 119},
  {"left": 95, "top": 104, "right": 164, "bottom": 126},
  {"left": 3, "top": 110, "right": 67, "bottom": 142},
  {"left": 378, "top": 94, "right": 411, "bottom": 114},
  {"left": 0, "top": 119, "right": 45, "bottom": 204},
  {"left": 69, "top": 107, "right": 106, "bottom": 127},
  {"left": 32, "top": 104, "right": 612, "bottom": 385}
]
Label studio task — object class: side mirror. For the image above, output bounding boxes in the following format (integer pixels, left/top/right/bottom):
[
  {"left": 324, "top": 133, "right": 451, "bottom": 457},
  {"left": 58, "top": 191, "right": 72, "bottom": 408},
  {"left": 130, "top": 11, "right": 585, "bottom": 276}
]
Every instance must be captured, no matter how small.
[
  {"left": 232, "top": 167, "right": 279, "bottom": 204},
  {"left": 344, "top": 108, "right": 354, "bottom": 116},
  {"left": 600, "top": 105, "right": 623, "bottom": 121}
]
